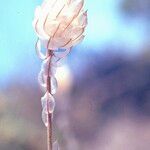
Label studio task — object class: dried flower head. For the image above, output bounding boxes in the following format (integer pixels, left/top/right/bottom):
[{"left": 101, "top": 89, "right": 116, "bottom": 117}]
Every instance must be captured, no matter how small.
[{"left": 33, "top": 0, "right": 87, "bottom": 50}]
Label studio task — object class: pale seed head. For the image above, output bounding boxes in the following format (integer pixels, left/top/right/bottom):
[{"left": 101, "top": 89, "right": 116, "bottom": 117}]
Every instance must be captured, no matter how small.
[{"left": 33, "top": 0, "right": 88, "bottom": 50}]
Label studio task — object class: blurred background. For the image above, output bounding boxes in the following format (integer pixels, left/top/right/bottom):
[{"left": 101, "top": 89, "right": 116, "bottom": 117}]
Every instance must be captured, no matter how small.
[{"left": 0, "top": 0, "right": 150, "bottom": 150}]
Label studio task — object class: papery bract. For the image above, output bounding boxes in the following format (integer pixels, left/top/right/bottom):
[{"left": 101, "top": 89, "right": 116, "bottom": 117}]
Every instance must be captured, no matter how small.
[
  {"left": 41, "top": 57, "right": 57, "bottom": 76},
  {"left": 38, "top": 70, "right": 47, "bottom": 88},
  {"left": 41, "top": 92, "right": 56, "bottom": 112},
  {"left": 33, "top": 0, "right": 87, "bottom": 50},
  {"left": 41, "top": 92, "right": 55, "bottom": 126},
  {"left": 51, "top": 77, "right": 58, "bottom": 94}
]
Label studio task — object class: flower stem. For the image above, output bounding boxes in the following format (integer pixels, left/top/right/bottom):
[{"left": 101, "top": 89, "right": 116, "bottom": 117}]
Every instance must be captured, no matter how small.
[
  {"left": 47, "top": 113, "right": 52, "bottom": 150},
  {"left": 47, "top": 50, "right": 53, "bottom": 150}
]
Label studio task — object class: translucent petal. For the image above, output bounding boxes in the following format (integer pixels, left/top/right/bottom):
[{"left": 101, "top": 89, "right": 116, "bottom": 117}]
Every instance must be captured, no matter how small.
[
  {"left": 57, "top": 13, "right": 74, "bottom": 32},
  {"left": 38, "top": 70, "right": 47, "bottom": 88},
  {"left": 70, "top": 27, "right": 84, "bottom": 39},
  {"left": 51, "top": 0, "right": 66, "bottom": 18},
  {"left": 53, "top": 141, "right": 60, "bottom": 150},
  {"left": 35, "top": 39, "right": 47, "bottom": 59},
  {"left": 43, "top": 0, "right": 66, "bottom": 24},
  {"left": 41, "top": 57, "right": 57, "bottom": 76},
  {"left": 41, "top": 92, "right": 49, "bottom": 109},
  {"left": 74, "top": 10, "right": 88, "bottom": 27},
  {"left": 62, "top": 24, "right": 84, "bottom": 43},
  {"left": 81, "top": 10, "right": 88, "bottom": 27},
  {"left": 51, "top": 77, "right": 58, "bottom": 95},
  {"left": 49, "top": 65, "right": 57, "bottom": 76},
  {"left": 41, "top": 96, "right": 47, "bottom": 109},
  {"left": 51, "top": 56, "right": 66, "bottom": 67},
  {"left": 32, "top": 7, "right": 41, "bottom": 30},
  {"left": 68, "top": 0, "right": 84, "bottom": 18},
  {"left": 42, "top": 108, "right": 48, "bottom": 127},
  {"left": 48, "top": 37, "right": 71, "bottom": 50},
  {"left": 56, "top": 0, "right": 84, "bottom": 34},
  {"left": 41, "top": 0, "right": 56, "bottom": 9},
  {"left": 56, "top": 58, "right": 66, "bottom": 67},
  {"left": 34, "top": 6, "right": 41, "bottom": 18},
  {"left": 47, "top": 92, "right": 56, "bottom": 113},
  {"left": 52, "top": 57, "right": 65, "bottom": 67},
  {"left": 53, "top": 48, "right": 71, "bottom": 58},
  {"left": 41, "top": 57, "right": 50, "bottom": 75},
  {"left": 42, "top": 106, "right": 54, "bottom": 127},
  {"left": 44, "top": 20, "right": 59, "bottom": 37},
  {"left": 35, "top": 15, "right": 50, "bottom": 40},
  {"left": 35, "top": 0, "right": 53, "bottom": 40},
  {"left": 62, "top": 35, "right": 85, "bottom": 48},
  {"left": 33, "top": 7, "right": 48, "bottom": 40},
  {"left": 42, "top": 99, "right": 55, "bottom": 114},
  {"left": 38, "top": 70, "right": 57, "bottom": 93},
  {"left": 40, "top": 76, "right": 58, "bottom": 94},
  {"left": 50, "top": 56, "right": 58, "bottom": 67},
  {"left": 41, "top": 92, "right": 55, "bottom": 112},
  {"left": 71, "top": 35, "right": 85, "bottom": 46}
]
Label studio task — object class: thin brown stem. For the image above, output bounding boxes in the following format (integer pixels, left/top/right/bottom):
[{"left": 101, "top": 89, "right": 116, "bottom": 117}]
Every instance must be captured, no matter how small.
[
  {"left": 47, "top": 50, "right": 53, "bottom": 150},
  {"left": 47, "top": 113, "right": 52, "bottom": 150}
]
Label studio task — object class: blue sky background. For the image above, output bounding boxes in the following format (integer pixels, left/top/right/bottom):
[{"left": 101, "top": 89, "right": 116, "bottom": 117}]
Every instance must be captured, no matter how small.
[{"left": 0, "top": 0, "right": 147, "bottom": 86}]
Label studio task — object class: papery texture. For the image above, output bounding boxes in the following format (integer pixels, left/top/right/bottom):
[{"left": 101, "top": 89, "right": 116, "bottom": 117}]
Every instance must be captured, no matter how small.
[
  {"left": 41, "top": 92, "right": 55, "bottom": 126},
  {"left": 41, "top": 92, "right": 55, "bottom": 112},
  {"left": 33, "top": 0, "right": 87, "bottom": 50}
]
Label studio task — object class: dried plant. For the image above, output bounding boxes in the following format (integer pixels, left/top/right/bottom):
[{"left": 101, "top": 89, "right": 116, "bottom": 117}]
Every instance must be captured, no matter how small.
[{"left": 32, "top": 0, "right": 87, "bottom": 150}]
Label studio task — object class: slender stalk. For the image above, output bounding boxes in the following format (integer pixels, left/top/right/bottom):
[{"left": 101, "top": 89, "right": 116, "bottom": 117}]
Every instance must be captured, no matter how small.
[
  {"left": 47, "top": 50, "right": 53, "bottom": 150},
  {"left": 47, "top": 113, "right": 52, "bottom": 150}
]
